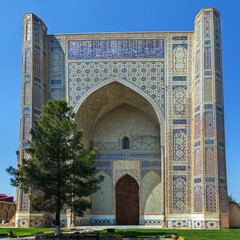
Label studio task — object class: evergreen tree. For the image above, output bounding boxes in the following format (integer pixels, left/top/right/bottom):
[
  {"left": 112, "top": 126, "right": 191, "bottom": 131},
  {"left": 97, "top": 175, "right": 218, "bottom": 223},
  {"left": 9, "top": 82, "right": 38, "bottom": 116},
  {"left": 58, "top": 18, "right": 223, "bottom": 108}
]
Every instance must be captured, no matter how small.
[{"left": 7, "top": 100, "right": 103, "bottom": 235}]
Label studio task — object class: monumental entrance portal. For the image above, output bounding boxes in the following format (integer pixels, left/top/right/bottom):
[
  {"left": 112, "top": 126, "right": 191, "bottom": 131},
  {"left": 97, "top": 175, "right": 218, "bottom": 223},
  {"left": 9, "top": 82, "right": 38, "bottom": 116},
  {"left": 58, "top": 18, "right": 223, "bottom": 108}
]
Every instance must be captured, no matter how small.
[{"left": 17, "top": 8, "right": 229, "bottom": 229}]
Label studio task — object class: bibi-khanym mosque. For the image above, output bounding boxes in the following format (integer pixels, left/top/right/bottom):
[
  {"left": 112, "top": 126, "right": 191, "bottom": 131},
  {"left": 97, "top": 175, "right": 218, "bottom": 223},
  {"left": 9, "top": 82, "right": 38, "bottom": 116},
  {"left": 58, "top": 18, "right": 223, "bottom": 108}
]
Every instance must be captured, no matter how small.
[{"left": 16, "top": 8, "right": 229, "bottom": 229}]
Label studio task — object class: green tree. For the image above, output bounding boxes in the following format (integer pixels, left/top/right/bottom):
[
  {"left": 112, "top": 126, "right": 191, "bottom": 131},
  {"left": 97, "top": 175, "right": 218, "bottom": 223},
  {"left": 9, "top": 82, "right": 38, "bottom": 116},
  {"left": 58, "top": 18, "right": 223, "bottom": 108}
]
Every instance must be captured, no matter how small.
[
  {"left": 228, "top": 194, "right": 237, "bottom": 203},
  {"left": 7, "top": 100, "right": 103, "bottom": 235}
]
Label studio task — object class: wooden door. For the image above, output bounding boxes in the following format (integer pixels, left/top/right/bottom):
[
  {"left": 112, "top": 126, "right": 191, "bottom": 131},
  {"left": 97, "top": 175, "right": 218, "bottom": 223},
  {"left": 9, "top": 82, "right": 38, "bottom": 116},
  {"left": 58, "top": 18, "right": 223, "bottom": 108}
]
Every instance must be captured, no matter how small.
[{"left": 116, "top": 175, "right": 139, "bottom": 225}]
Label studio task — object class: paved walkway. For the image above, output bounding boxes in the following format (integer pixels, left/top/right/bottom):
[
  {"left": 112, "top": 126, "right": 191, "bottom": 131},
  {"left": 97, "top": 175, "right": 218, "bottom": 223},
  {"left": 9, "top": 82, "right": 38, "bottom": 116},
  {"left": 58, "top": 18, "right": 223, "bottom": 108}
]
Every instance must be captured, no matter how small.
[{"left": 74, "top": 225, "right": 163, "bottom": 230}]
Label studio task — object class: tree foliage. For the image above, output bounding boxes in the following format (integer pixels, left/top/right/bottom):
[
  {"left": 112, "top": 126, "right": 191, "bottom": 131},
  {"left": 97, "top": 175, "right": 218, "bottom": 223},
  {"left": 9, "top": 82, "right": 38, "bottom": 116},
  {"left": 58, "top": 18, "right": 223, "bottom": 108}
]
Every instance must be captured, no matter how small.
[
  {"left": 228, "top": 194, "right": 237, "bottom": 203},
  {"left": 7, "top": 99, "right": 103, "bottom": 230}
]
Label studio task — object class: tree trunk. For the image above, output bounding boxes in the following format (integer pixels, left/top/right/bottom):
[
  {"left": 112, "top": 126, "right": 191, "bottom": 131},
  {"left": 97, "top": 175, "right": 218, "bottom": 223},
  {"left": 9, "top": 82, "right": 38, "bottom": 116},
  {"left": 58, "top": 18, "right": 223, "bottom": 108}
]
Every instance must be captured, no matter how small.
[{"left": 55, "top": 210, "right": 61, "bottom": 236}]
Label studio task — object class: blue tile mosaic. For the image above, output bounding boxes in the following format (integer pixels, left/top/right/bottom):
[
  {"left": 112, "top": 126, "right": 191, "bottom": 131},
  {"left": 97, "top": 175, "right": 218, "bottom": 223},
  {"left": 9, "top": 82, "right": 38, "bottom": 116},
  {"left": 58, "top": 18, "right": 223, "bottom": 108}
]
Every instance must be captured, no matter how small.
[
  {"left": 204, "top": 40, "right": 211, "bottom": 45},
  {"left": 195, "top": 73, "right": 200, "bottom": 80},
  {"left": 141, "top": 161, "right": 161, "bottom": 168},
  {"left": 51, "top": 39, "right": 61, "bottom": 43},
  {"left": 217, "top": 106, "right": 223, "bottom": 112},
  {"left": 34, "top": 77, "right": 41, "bottom": 83},
  {"left": 173, "top": 166, "right": 186, "bottom": 171},
  {"left": 173, "top": 85, "right": 187, "bottom": 90},
  {"left": 34, "top": 44, "right": 40, "bottom": 51},
  {"left": 173, "top": 76, "right": 187, "bottom": 81},
  {"left": 173, "top": 129, "right": 186, "bottom": 134},
  {"left": 206, "top": 177, "right": 215, "bottom": 182},
  {"left": 96, "top": 153, "right": 161, "bottom": 159},
  {"left": 204, "top": 104, "right": 213, "bottom": 109},
  {"left": 195, "top": 106, "right": 200, "bottom": 112},
  {"left": 173, "top": 119, "right": 187, "bottom": 124},
  {"left": 24, "top": 108, "right": 30, "bottom": 113},
  {"left": 204, "top": 71, "right": 212, "bottom": 76},
  {"left": 195, "top": 141, "right": 201, "bottom": 147},
  {"left": 205, "top": 140, "right": 214, "bottom": 145},
  {"left": 218, "top": 141, "right": 224, "bottom": 147},
  {"left": 25, "top": 75, "right": 31, "bottom": 80},
  {"left": 172, "top": 44, "right": 187, "bottom": 50},
  {"left": 216, "top": 73, "right": 222, "bottom": 78},
  {"left": 68, "top": 39, "right": 165, "bottom": 59},
  {"left": 34, "top": 109, "right": 41, "bottom": 115},
  {"left": 172, "top": 36, "right": 188, "bottom": 40},
  {"left": 51, "top": 88, "right": 62, "bottom": 93},
  {"left": 219, "top": 178, "right": 226, "bottom": 183},
  {"left": 194, "top": 178, "right": 201, "bottom": 183},
  {"left": 94, "top": 161, "right": 111, "bottom": 168},
  {"left": 51, "top": 80, "right": 62, "bottom": 84}
]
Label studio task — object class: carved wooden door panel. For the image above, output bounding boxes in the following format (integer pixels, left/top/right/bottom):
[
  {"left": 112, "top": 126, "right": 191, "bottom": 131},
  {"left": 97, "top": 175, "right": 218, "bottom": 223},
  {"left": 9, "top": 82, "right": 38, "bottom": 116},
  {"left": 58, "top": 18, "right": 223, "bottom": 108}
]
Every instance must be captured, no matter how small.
[{"left": 116, "top": 175, "right": 139, "bottom": 225}]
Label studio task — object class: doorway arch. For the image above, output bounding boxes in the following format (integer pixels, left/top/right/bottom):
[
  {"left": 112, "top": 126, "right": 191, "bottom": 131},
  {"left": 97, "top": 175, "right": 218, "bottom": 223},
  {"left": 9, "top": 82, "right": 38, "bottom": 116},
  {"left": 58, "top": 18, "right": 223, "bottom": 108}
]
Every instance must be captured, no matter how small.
[{"left": 116, "top": 174, "right": 139, "bottom": 225}]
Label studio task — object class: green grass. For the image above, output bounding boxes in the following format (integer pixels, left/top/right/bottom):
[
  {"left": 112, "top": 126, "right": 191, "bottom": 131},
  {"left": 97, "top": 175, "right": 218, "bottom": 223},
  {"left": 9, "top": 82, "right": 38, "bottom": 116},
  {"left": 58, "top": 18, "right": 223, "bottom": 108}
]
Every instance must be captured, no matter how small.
[
  {"left": 0, "top": 228, "right": 56, "bottom": 235},
  {"left": 93, "top": 228, "right": 240, "bottom": 240}
]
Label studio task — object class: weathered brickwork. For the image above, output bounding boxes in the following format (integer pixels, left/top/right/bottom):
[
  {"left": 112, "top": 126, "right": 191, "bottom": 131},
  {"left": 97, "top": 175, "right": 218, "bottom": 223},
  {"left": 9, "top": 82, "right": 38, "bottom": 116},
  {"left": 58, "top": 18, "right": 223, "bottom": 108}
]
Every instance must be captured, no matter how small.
[{"left": 17, "top": 8, "right": 228, "bottom": 228}]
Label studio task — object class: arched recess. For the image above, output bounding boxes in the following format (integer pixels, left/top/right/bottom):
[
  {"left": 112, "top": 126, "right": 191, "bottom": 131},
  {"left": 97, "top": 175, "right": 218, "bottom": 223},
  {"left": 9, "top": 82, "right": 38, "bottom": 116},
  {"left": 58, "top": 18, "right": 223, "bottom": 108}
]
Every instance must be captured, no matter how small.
[
  {"left": 92, "top": 171, "right": 112, "bottom": 214},
  {"left": 73, "top": 77, "right": 165, "bottom": 146},
  {"left": 142, "top": 171, "right": 161, "bottom": 214}
]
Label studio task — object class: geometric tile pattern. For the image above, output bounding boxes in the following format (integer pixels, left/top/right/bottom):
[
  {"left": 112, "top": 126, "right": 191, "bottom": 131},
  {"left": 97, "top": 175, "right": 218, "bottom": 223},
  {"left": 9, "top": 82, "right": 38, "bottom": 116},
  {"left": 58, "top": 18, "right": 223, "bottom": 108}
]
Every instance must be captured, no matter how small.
[
  {"left": 33, "top": 51, "right": 40, "bottom": 78},
  {"left": 173, "top": 176, "right": 186, "bottom": 210},
  {"left": 173, "top": 130, "right": 186, "bottom": 161},
  {"left": 195, "top": 113, "right": 201, "bottom": 140},
  {"left": 21, "top": 192, "right": 29, "bottom": 211},
  {"left": 195, "top": 50, "right": 200, "bottom": 74},
  {"left": 24, "top": 83, "right": 31, "bottom": 105},
  {"left": 173, "top": 87, "right": 187, "bottom": 115},
  {"left": 144, "top": 219, "right": 162, "bottom": 225},
  {"left": 195, "top": 80, "right": 200, "bottom": 106},
  {"left": 68, "top": 61, "right": 165, "bottom": 115},
  {"left": 219, "top": 186, "right": 228, "bottom": 213},
  {"left": 194, "top": 186, "right": 202, "bottom": 212},
  {"left": 205, "top": 148, "right": 215, "bottom": 174},
  {"left": 23, "top": 116, "right": 30, "bottom": 140},
  {"left": 206, "top": 220, "right": 218, "bottom": 229},
  {"left": 196, "top": 20, "right": 201, "bottom": 43},
  {"left": 48, "top": 40, "right": 65, "bottom": 100},
  {"left": 194, "top": 220, "right": 204, "bottom": 228},
  {"left": 218, "top": 148, "right": 226, "bottom": 176},
  {"left": 206, "top": 185, "right": 216, "bottom": 212},
  {"left": 216, "top": 80, "right": 223, "bottom": 105},
  {"left": 217, "top": 113, "right": 224, "bottom": 140},
  {"left": 25, "top": 49, "right": 31, "bottom": 73},
  {"left": 33, "top": 84, "right": 41, "bottom": 109},
  {"left": 171, "top": 220, "right": 187, "bottom": 228},
  {"left": 204, "top": 78, "right": 212, "bottom": 102},
  {"left": 204, "top": 17, "right": 211, "bottom": 39},
  {"left": 204, "top": 47, "right": 211, "bottom": 69},
  {"left": 204, "top": 112, "right": 214, "bottom": 137},
  {"left": 172, "top": 46, "right": 187, "bottom": 72},
  {"left": 194, "top": 149, "right": 201, "bottom": 175}
]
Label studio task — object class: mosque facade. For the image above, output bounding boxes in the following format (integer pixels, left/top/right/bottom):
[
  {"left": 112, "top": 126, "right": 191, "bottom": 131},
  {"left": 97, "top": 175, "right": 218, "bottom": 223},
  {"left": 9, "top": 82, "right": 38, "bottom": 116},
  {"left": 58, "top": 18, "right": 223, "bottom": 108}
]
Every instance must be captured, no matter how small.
[{"left": 16, "top": 8, "right": 229, "bottom": 229}]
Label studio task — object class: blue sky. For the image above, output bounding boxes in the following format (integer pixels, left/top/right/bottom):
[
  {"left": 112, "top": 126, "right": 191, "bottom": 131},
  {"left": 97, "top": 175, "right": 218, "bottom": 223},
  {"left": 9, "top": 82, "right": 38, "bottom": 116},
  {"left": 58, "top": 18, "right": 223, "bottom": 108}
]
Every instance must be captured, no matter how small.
[{"left": 0, "top": 0, "right": 240, "bottom": 203}]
